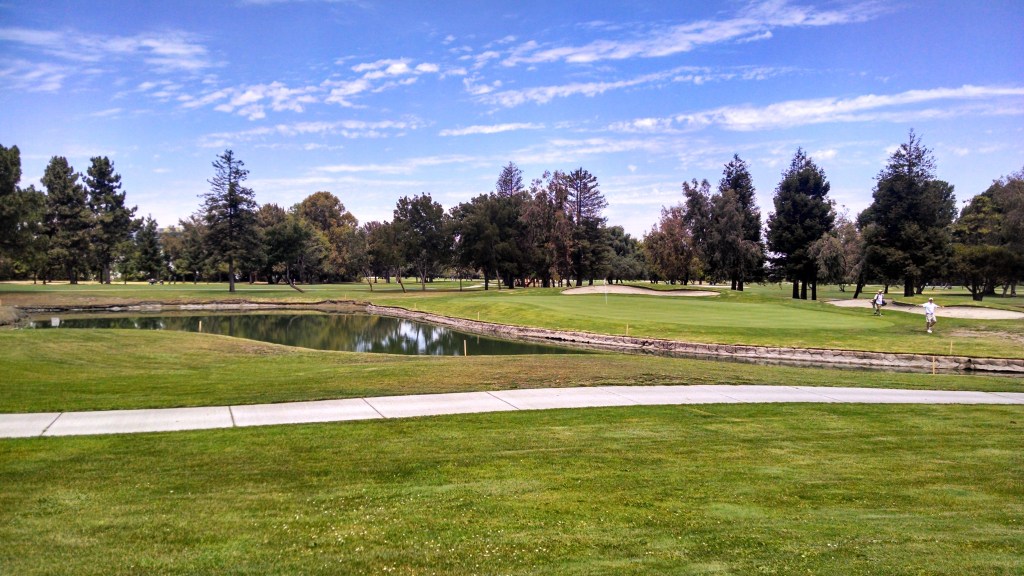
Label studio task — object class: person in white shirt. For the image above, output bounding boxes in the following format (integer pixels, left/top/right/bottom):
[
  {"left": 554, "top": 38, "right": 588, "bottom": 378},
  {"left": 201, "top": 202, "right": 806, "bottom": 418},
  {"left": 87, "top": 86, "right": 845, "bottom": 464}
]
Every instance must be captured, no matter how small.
[
  {"left": 872, "top": 290, "right": 885, "bottom": 316},
  {"left": 922, "top": 298, "right": 939, "bottom": 333}
]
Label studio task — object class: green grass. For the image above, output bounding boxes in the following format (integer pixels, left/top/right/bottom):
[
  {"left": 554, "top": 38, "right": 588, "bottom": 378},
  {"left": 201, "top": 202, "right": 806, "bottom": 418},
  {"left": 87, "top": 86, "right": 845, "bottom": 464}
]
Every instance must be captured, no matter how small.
[
  {"left": 0, "top": 329, "right": 1021, "bottom": 413},
  {"left": 2, "top": 404, "right": 1021, "bottom": 575},
  {"left": 2, "top": 282, "right": 1022, "bottom": 574},
  {"left": 4, "top": 280, "right": 1021, "bottom": 358}
]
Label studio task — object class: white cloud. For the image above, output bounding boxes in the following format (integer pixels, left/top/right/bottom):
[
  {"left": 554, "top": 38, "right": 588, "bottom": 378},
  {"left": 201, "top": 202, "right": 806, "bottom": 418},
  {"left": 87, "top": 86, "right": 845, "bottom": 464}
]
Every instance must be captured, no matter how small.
[
  {"left": 316, "top": 154, "right": 481, "bottom": 175},
  {"left": 500, "top": 0, "right": 885, "bottom": 66},
  {"left": 0, "top": 27, "right": 215, "bottom": 72},
  {"left": 607, "top": 85, "right": 1024, "bottom": 133},
  {"left": 198, "top": 118, "right": 424, "bottom": 147},
  {"left": 439, "top": 123, "right": 544, "bottom": 136},
  {"left": 89, "top": 108, "right": 123, "bottom": 118},
  {"left": 480, "top": 70, "right": 676, "bottom": 107},
  {"left": 0, "top": 59, "right": 68, "bottom": 91}
]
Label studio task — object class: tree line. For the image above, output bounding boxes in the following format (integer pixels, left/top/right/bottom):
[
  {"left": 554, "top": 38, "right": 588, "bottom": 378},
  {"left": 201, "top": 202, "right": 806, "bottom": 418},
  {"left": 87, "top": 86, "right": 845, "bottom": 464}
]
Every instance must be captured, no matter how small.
[{"left": 1, "top": 132, "right": 1021, "bottom": 299}]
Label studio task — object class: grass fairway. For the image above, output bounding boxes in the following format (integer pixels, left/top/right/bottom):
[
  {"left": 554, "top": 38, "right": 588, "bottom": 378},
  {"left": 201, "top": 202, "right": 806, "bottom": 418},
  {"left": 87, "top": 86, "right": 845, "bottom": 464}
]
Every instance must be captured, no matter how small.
[
  {"left": 2, "top": 405, "right": 1021, "bottom": 575},
  {"left": 1, "top": 329, "right": 1022, "bottom": 413},
  {"left": 3, "top": 280, "right": 1022, "bottom": 358},
  {"left": 2, "top": 281, "right": 1022, "bottom": 574}
]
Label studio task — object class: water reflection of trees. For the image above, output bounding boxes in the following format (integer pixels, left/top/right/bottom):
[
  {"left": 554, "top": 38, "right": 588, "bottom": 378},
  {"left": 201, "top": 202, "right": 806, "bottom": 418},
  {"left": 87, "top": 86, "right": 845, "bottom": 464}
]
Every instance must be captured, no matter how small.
[{"left": 37, "top": 313, "right": 569, "bottom": 356}]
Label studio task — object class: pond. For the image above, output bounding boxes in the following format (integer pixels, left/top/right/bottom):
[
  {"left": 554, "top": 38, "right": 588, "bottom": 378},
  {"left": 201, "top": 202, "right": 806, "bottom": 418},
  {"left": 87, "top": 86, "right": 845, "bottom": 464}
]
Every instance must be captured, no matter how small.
[{"left": 27, "top": 311, "right": 581, "bottom": 356}]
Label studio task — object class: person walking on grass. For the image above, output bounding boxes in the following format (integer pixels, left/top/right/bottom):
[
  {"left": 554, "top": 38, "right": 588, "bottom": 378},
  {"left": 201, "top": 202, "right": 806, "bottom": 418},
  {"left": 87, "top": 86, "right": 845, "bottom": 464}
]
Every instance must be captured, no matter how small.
[
  {"left": 923, "top": 297, "right": 939, "bottom": 333},
  {"left": 872, "top": 290, "right": 885, "bottom": 316}
]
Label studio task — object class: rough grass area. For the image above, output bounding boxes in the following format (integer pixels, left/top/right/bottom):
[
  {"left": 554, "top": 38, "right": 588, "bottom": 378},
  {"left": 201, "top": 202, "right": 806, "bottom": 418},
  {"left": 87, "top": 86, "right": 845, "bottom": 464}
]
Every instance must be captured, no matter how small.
[
  {"left": 1, "top": 329, "right": 1022, "bottom": 413},
  {"left": 2, "top": 405, "right": 1021, "bottom": 575}
]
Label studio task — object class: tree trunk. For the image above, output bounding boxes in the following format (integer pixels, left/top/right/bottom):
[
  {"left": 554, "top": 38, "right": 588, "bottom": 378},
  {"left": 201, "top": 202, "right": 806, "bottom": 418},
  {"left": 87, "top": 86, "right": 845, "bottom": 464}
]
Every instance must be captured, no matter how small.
[
  {"left": 228, "top": 258, "right": 236, "bottom": 293},
  {"left": 903, "top": 278, "right": 913, "bottom": 297},
  {"left": 811, "top": 280, "right": 817, "bottom": 301},
  {"left": 800, "top": 280, "right": 807, "bottom": 300},
  {"left": 792, "top": 280, "right": 799, "bottom": 299}
]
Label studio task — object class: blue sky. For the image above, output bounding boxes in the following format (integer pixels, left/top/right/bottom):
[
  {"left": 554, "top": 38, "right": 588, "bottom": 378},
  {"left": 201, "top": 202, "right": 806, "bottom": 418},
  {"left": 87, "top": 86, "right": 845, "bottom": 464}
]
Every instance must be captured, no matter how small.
[{"left": 2, "top": 0, "right": 1022, "bottom": 237}]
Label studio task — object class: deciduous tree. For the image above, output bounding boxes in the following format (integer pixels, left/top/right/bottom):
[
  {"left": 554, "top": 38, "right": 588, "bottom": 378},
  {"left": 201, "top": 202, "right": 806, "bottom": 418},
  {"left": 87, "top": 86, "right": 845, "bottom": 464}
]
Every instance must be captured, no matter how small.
[{"left": 393, "top": 193, "right": 450, "bottom": 290}]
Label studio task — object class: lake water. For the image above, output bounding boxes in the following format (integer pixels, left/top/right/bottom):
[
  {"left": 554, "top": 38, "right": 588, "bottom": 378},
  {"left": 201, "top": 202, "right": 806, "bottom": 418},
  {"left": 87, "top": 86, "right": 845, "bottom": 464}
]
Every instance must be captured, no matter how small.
[{"left": 28, "top": 311, "right": 580, "bottom": 356}]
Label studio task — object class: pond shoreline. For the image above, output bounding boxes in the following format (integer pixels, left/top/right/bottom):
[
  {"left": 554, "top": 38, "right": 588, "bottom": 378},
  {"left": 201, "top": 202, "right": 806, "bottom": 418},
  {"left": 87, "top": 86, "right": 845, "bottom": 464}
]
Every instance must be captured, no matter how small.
[{"left": 7, "top": 300, "right": 1024, "bottom": 374}]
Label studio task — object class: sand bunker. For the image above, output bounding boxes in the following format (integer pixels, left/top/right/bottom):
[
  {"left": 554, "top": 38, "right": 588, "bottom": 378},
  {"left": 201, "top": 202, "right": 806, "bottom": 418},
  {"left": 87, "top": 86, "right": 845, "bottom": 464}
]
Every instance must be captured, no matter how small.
[
  {"left": 826, "top": 298, "right": 1024, "bottom": 320},
  {"left": 563, "top": 285, "right": 718, "bottom": 297}
]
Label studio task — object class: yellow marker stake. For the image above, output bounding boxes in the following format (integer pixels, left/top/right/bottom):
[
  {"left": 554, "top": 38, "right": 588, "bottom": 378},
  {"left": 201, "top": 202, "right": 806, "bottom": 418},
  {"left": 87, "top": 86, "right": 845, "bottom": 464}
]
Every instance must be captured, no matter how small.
[{"left": 464, "top": 340, "right": 467, "bottom": 356}]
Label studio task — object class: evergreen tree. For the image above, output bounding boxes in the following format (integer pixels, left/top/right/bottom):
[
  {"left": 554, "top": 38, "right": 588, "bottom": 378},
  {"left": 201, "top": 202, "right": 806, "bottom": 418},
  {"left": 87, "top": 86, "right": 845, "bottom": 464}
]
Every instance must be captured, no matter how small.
[
  {"left": 201, "top": 150, "right": 259, "bottom": 292},
  {"left": 0, "top": 145, "right": 45, "bottom": 275},
  {"left": 495, "top": 161, "right": 524, "bottom": 198},
  {"left": 553, "top": 168, "right": 607, "bottom": 285},
  {"left": 85, "top": 156, "right": 137, "bottom": 283},
  {"left": 766, "top": 148, "right": 835, "bottom": 300},
  {"left": 858, "top": 131, "right": 956, "bottom": 297},
  {"left": 134, "top": 215, "right": 164, "bottom": 281},
  {"left": 717, "top": 155, "right": 764, "bottom": 289},
  {"left": 42, "top": 156, "right": 93, "bottom": 283}
]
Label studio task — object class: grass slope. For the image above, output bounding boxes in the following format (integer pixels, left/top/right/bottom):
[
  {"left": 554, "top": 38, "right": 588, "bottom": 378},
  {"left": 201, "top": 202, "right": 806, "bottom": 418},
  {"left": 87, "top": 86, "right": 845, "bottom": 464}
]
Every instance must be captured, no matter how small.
[
  {"left": 1, "top": 329, "right": 1022, "bottom": 413},
  {"left": 2, "top": 405, "right": 1021, "bottom": 575}
]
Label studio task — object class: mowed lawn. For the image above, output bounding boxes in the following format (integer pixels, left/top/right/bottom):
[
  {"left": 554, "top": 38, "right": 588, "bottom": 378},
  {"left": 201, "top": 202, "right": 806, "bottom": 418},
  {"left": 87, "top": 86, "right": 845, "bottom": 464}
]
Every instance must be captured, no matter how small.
[
  {"left": 2, "top": 280, "right": 1023, "bottom": 358},
  {"left": 1, "top": 329, "right": 1023, "bottom": 413},
  {"left": 2, "top": 405, "right": 1021, "bottom": 575},
  {"left": 2, "top": 282, "right": 1023, "bottom": 574}
]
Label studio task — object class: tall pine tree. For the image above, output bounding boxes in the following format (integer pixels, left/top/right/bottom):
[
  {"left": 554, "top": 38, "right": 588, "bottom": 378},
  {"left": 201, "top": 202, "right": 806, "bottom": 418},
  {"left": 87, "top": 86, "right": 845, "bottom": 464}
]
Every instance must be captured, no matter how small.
[
  {"left": 85, "top": 156, "right": 137, "bottom": 284},
  {"left": 766, "top": 149, "right": 835, "bottom": 300},
  {"left": 42, "top": 156, "right": 93, "bottom": 284},
  {"left": 717, "top": 155, "right": 764, "bottom": 289},
  {"left": 202, "top": 150, "right": 259, "bottom": 292},
  {"left": 858, "top": 131, "right": 956, "bottom": 297}
]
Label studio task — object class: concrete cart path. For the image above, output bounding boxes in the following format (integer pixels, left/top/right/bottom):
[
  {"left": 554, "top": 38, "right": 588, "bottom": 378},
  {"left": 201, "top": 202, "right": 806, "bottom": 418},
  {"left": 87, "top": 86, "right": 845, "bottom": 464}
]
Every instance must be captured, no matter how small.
[{"left": 2, "top": 385, "right": 1023, "bottom": 438}]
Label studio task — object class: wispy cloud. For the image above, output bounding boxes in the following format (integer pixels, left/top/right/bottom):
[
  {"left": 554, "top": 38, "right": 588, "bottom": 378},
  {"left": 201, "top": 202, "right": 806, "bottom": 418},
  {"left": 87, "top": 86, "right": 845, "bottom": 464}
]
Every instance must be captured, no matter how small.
[
  {"left": 474, "top": 65, "right": 792, "bottom": 108},
  {"left": 0, "top": 27, "right": 216, "bottom": 73},
  {"left": 479, "top": 70, "right": 677, "bottom": 107},
  {"left": 198, "top": 118, "right": 424, "bottom": 148},
  {"left": 500, "top": 0, "right": 885, "bottom": 66},
  {"left": 0, "top": 58, "right": 69, "bottom": 91},
  {"left": 316, "top": 154, "right": 481, "bottom": 175},
  {"left": 440, "top": 123, "right": 544, "bottom": 136},
  {"left": 609, "top": 85, "right": 1024, "bottom": 133}
]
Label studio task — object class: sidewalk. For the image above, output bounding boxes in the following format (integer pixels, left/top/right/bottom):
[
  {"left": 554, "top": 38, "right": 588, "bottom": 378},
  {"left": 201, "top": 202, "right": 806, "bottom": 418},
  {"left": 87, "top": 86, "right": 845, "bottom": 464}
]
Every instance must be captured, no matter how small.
[{"left": 2, "top": 385, "right": 1022, "bottom": 438}]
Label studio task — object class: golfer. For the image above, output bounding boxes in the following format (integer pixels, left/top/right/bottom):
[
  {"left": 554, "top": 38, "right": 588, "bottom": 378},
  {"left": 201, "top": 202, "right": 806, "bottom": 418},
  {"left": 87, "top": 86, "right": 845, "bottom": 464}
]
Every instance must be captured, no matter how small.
[
  {"left": 923, "top": 298, "right": 939, "bottom": 333},
  {"left": 872, "top": 290, "right": 885, "bottom": 316}
]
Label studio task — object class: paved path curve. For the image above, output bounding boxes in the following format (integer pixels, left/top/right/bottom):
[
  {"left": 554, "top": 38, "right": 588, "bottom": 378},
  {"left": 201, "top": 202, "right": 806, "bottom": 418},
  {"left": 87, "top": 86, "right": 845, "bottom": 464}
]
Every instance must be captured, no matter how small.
[{"left": 2, "top": 385, "right": 1022, "bottom": 438}]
